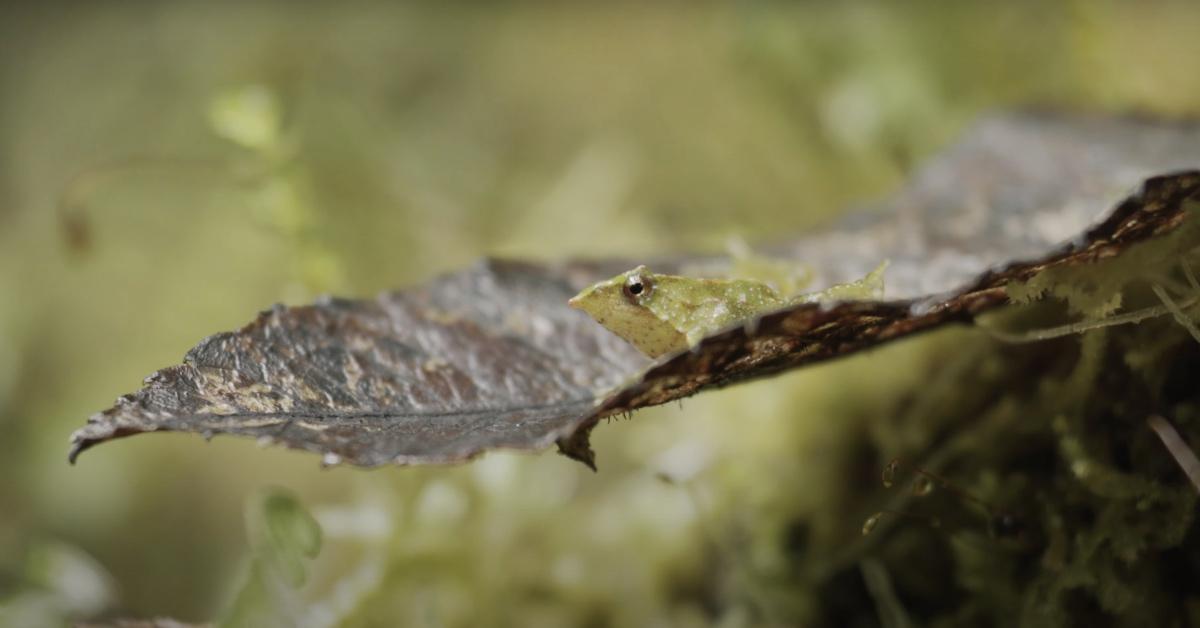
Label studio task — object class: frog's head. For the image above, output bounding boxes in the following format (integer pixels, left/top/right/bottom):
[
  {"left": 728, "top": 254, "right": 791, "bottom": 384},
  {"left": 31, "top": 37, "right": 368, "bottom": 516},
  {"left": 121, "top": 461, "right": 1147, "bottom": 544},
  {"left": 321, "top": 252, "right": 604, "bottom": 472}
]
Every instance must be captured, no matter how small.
[{"left": 567, "top": 265, "right": 687, "bottom": 358}]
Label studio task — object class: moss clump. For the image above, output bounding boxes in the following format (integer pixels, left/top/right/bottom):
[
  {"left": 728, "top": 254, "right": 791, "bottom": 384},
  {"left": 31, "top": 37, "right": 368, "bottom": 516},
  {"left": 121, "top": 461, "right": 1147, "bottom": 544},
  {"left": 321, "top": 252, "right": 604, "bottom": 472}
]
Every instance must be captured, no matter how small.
[{"left": 755, "top": 215, "right": 1200, "bottom": 626}]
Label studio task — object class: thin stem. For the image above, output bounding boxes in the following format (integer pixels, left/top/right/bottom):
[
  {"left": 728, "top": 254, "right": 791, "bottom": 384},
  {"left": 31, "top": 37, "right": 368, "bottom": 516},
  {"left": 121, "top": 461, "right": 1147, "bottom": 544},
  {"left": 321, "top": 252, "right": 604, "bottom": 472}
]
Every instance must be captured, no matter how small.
[
  {"left": 1152, "top": 284, "right": 1200, "bottom": 344},
  {"left": 984, "top": 297, "right": 1198, "bottom": 344},
  {"left": 1182, "top": 259, "right": 1200, "bottom": 293},
  {"left": 907, "top": 467, "right": 994, "bottom": 517},
  {"left": 1147, "top": 415, "right": 1200, "bottom": 494}
]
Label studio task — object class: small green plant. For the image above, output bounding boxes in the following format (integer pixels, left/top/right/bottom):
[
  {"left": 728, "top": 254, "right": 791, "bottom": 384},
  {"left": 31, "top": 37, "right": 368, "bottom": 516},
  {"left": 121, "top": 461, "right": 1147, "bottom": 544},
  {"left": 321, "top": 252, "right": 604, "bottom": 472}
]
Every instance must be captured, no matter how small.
[{"left": 220, "top": 488, "right": 323, "bottom": 628}]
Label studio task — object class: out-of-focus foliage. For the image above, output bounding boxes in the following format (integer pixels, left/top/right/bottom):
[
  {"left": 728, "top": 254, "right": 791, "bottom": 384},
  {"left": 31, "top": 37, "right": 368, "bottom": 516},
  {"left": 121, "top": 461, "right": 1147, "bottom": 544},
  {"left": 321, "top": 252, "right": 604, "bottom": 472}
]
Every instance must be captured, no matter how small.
[
  {"left": 4, "top": 1, "right": 1200, "bottom": 626},
  {"left": 0, "top": 539, "right": 117, "bottom": 628},
  {"left": 221, "top": 489, "right": 322, "bottom": 628}
]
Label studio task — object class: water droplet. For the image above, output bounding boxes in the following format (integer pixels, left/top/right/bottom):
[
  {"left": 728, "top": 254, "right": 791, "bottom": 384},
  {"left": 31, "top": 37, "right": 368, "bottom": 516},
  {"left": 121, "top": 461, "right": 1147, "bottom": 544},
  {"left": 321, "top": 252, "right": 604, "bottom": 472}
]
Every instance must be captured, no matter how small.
[{"left": 912, "top": 476, "right": 934, "bottom": 496}]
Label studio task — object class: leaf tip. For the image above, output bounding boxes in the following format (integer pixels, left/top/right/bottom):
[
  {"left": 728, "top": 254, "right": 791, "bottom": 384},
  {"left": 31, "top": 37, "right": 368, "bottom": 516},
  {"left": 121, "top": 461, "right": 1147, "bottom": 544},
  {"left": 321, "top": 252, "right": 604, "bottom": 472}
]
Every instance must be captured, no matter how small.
[
  {"left": 556, "top": 431, "right": 598, "bottom": 471},
  {"left": 67, "top": 430, "right": 94, "bottom": 465}
]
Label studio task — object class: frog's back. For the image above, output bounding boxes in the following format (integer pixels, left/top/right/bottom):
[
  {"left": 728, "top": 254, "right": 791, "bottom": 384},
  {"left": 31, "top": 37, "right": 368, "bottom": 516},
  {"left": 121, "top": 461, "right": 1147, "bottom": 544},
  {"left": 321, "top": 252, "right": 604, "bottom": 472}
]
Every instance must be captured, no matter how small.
[{"left": 646, "top": 275, "right": 785, "bottom": 344}]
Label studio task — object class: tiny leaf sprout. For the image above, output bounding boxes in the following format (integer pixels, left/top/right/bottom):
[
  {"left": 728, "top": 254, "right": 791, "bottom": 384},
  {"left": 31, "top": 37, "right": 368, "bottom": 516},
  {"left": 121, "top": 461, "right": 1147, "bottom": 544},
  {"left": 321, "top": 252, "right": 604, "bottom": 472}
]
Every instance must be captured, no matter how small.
[
  {"left": 885, "top": 458, "right": 993, "bottom": 512},
  {"left": 869, "top": 458, "right": 1025, "bottom": 541}
]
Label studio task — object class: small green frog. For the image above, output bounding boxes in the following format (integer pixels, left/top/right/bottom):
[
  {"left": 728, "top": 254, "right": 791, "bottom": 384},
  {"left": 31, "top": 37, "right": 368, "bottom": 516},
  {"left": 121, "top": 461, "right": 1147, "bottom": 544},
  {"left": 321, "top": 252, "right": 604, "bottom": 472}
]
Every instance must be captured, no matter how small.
[{"left": 569, "top": 260, "right": 888, "bottom": 358}]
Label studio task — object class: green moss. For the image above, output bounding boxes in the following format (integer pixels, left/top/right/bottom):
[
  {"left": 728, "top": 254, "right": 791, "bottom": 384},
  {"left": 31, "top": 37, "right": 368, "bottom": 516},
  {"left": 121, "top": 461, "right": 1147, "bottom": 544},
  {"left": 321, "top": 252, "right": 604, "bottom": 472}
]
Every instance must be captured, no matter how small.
[{"left": 769, "top": 215, "right": 1200, "bottom": 626}]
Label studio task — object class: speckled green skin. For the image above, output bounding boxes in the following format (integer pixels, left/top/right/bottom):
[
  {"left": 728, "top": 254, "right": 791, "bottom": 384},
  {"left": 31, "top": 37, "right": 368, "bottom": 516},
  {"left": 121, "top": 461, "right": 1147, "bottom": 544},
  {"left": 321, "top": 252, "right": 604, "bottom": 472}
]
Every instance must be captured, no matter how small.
[
  {"left": 569, "top": 261, "right": 888, "bottom": 358},
  {"left": 568, "top": 265, "right": 787, "bottom": 358}
]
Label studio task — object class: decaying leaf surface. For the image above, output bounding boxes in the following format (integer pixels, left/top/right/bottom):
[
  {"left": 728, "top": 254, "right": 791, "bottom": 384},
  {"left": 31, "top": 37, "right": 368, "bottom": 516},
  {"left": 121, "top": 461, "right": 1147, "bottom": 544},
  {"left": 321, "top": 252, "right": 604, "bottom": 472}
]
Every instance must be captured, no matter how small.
[
  {"left": 69, "top": 112, "right": 1200, "bottom": 469},
  {"left": 70, "top": 260, "right": 652, "bottom": 466}
]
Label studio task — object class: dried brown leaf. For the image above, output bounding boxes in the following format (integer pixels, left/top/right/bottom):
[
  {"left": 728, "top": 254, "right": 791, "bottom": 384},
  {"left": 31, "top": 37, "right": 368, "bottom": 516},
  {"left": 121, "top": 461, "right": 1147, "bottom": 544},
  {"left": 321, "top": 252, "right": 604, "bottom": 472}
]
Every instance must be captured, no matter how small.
[{"left": 68, "top": 112, "right": 1200, "bottom": 469}]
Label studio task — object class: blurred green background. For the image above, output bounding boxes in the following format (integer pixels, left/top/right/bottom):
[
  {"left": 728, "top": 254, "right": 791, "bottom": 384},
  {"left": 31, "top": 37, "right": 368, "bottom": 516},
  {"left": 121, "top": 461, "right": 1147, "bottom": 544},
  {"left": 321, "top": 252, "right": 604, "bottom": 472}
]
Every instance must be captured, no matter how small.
[{"left": 2, "top": 2, "right": 1200, "bottom": 626}]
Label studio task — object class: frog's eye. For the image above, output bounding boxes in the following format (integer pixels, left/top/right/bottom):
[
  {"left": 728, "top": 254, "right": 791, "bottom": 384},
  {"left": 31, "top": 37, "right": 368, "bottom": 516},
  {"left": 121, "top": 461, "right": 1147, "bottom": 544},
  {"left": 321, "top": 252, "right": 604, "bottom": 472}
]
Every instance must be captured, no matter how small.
[{"left": 622, "top": 273, "right": 653, "bottom": 302}]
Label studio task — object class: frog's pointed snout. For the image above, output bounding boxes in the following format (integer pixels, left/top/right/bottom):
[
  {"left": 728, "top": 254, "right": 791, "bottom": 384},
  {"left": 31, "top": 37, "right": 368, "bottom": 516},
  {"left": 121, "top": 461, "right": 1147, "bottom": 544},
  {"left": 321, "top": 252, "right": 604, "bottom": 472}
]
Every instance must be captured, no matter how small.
[{"left": 568, "top": 291, "right": 600, "bottom": 316}]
